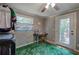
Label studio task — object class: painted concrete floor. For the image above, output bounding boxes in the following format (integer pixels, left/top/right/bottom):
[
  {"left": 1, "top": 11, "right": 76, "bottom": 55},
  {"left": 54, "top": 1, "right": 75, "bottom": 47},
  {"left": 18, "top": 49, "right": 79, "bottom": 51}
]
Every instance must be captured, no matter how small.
[{"left": 16, "top": 42, "right": 76, "bottom": 55}]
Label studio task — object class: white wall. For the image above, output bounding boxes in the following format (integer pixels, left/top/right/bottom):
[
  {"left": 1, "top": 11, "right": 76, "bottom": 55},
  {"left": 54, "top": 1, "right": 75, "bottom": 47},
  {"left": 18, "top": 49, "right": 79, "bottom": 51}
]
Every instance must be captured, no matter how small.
[
  {"left": 76, "top": 11, "right": 79, "bottom": 49},
  {"left": 33, "top": 16, "right": 45, "bottom": 33},
  {"left": 45, "top": 16, "right": 55, "bottom": 41},
  {"left": 16, "top": 16, "right": 45, "bottom": 48},
  {"left": 15, "top": 31, "right": 33, "bottom": 48}
]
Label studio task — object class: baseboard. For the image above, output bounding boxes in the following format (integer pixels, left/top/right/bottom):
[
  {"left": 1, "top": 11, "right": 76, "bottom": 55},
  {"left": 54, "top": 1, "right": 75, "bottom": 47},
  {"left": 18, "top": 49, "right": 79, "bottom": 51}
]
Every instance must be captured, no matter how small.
[
  {"left": 16, "top": 41, "right": 39, "bottom": 48},
  {"left": 56, "top": 44, "right": 79, "bottom": 54},
  {"left": 16, "top": 41, "right": 34, "bottom": 48},
  {"left": 46, "top": 40, "right": 79, "bottom": 54},
  {"left": 45, "top": 39, "right": 56, "bottom": 44}
]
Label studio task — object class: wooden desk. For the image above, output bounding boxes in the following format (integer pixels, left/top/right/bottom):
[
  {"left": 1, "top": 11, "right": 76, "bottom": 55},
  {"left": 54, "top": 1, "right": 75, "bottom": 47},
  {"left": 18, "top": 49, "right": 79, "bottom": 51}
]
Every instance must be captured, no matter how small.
[{"left": 39, "top": 33, "right": 48, "bottom": 42}]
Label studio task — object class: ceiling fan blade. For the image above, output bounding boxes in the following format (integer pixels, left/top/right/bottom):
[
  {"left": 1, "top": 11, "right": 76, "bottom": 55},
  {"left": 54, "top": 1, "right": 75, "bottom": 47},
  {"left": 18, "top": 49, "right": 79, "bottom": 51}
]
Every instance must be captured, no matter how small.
[
  {"left": 54, "top": 5, "right": 60, "bottom": 11},
  {"left": 41, "top": 3, "right": 50, "bottom": 12},
  {"left": 41, "top": 7, "right": 47, "bottom": 12}
]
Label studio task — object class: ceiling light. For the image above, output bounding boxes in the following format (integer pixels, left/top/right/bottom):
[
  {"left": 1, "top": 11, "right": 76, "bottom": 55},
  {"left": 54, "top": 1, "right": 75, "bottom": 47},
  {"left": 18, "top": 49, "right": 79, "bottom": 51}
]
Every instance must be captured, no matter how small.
[
  {"left": 45, "top": 0, "right": 55, "bottom": 8},
  {"left": 38, "top": 22, "right": 41, "bottom": 25},
  {"left": 51, "top": 3, "right": 55, "bottom": 8},
  {"left": 45, "top": 3, "right": 50, "bottom": 9}
]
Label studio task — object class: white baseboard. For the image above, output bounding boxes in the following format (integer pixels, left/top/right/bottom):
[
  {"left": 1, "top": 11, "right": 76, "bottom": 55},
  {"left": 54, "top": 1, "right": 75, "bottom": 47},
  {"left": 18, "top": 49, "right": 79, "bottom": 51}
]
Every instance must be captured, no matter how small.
[
  {"left": 16, "top": 41, "right": 39, "bottom": 48},
  {"left": 16, "top": 41, "right": 34, "bottom": 48}
]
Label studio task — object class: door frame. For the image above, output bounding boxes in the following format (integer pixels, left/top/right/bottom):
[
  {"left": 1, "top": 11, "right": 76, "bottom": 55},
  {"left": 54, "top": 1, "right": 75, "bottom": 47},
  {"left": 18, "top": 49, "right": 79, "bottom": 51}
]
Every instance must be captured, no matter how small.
[{"left": 55, "top": 12, "right": 76, "bottom": 49}]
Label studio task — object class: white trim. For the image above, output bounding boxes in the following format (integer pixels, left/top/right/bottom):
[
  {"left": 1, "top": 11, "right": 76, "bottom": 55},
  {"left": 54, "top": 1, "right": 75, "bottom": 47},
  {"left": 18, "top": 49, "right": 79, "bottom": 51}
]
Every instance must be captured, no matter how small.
[
  {"left": 16, "top": 41, "right": 39, "bottom": 48},
  {"left": 55, "top": 12, "right": 76, "bottom": 49},
  {"left": 16, "top": 41, "right": 34, "bottom": 48}
]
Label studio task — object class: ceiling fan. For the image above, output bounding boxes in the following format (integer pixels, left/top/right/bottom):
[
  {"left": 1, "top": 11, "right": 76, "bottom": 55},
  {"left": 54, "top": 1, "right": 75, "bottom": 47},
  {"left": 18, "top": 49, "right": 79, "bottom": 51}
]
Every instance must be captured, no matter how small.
[{"left": 41, "top": 3, "right": 59, "bottom": 12}]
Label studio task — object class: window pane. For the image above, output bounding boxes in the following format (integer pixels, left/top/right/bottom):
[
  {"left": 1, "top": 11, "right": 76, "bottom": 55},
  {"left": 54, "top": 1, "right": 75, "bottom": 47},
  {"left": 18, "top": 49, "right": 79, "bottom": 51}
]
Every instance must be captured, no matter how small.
[
  {"left": 17, "top": 16, "right": 33, "bottom": 24},
  {"left": 59, "top": 18, "right": 70, "bottom": 44},
  {"left": 15, "top": 16, "right": 33, "bottom": 31}
]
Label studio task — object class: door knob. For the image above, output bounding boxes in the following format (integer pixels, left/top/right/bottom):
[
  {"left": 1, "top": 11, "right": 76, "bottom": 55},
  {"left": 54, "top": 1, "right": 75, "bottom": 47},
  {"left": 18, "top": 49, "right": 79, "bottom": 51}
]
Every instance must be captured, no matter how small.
[{"left": 71, "top": 31, "right": 74, "bottom": 35}]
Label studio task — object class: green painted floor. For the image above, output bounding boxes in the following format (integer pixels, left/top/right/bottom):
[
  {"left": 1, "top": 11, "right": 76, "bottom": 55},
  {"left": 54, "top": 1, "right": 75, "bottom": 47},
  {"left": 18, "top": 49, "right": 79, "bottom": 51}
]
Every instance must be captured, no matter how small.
[{"left": 16, "top": 42, "right": 76, "bottom": 55}]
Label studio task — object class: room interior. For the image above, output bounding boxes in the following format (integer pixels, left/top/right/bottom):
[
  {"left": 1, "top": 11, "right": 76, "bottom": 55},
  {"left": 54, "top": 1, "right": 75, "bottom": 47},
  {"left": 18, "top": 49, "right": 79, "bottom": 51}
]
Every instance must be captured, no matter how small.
[{"left": 0, "top": 3, "right": 79, "bottom": 55}]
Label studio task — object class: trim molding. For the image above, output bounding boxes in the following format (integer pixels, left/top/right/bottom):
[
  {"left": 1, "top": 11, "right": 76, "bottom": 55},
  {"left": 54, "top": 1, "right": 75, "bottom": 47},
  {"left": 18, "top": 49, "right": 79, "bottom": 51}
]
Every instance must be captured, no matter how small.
[
  {"left": 16, "top": 41, "right": 34, "bottom": 48},
  {"left": 16, "top": 41, "right": 39, "bottom": 48},
  {"left": 46, "top": 40, "right": 79, "bottom": 55},
  {"left": 56, "top": 44, "right": 79, "bottom": 55}
]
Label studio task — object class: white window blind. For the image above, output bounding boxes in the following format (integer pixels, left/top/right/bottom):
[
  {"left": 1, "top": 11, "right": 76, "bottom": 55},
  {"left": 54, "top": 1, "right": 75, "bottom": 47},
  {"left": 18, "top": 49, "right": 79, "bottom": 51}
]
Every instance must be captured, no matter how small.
[{"left": 15, "top": 14, "right": 33, "bottom": 31}]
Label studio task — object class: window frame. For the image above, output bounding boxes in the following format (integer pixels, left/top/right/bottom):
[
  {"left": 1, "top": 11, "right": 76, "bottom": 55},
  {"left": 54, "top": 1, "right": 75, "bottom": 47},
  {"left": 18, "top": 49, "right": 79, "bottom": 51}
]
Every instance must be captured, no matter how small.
[{"left": 15, "top": 13, "right": 34, "bottom": 32}]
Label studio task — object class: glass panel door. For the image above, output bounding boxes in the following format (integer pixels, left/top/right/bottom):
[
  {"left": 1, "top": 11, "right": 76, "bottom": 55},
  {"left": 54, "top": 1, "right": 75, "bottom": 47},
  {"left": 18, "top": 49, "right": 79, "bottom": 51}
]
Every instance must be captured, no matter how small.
[
  {"left": 59, "top": 18, "right": 70, "bottom": 44},
  {"left": 56, "top": 13, "right": 76, "bottom": 49}
]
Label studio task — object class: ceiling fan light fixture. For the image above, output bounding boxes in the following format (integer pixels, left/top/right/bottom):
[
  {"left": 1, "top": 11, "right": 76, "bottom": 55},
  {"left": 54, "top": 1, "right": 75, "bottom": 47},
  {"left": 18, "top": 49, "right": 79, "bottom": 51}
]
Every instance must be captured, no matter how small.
[
  {"left": 51, "top": 3, "right": 55, "bottom": 8},
  {"left": 45, "top": 3, "right": 50, "bottom": 9}
]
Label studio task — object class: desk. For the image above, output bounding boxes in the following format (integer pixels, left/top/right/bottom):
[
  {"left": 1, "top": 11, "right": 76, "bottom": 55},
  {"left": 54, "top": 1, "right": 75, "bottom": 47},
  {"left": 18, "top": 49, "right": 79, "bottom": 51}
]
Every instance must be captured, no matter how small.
[
  {"left": 33, "top": 33, "right": 48, "bottom": 42},
  {"left": 39, "top": 33, "right": 48, "bottom": 42}
]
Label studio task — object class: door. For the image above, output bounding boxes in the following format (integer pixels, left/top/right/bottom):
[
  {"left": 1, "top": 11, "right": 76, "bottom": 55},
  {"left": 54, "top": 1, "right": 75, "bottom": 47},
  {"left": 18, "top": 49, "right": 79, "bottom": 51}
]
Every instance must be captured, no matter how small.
[{"left": 55, "top": 13, "right": 76, "bottom": 49}]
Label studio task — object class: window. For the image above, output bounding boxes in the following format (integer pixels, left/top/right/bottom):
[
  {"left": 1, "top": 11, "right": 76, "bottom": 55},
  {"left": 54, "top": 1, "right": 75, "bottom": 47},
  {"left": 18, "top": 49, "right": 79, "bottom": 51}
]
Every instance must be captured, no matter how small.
[{"left": 15, "top": 15, "right": 33, "bottom": 31}]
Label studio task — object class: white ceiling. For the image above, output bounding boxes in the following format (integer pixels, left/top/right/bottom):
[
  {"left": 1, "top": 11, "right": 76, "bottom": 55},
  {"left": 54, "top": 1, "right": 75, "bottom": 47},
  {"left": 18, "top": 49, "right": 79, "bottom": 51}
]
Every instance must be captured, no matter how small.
[{"left": 7, "top": 3, "right": 79, "bottom": 17}]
